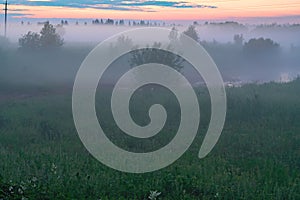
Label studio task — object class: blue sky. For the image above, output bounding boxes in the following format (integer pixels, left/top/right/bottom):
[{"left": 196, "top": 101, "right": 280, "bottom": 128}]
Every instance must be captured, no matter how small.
[
  {"left": 3, "top": 0, "right": 300, "bottom": 21},
  {"left": 8, "top": 0, "right": 217, "bottom": 11}
]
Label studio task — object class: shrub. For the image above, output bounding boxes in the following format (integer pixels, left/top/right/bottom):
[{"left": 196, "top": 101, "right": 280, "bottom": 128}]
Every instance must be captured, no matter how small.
[
  {"left": 19, "top": 22, "right": 63, "bottom": 50},
  {"left": 19, "top": 31, "right": 41, "bottom": 50}
]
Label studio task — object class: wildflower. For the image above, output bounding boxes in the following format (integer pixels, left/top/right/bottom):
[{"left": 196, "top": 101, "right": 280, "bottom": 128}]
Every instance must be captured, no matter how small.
[
  {"left": 9, "top": 186, "right": 14, "bottom": 194},
  {"left": 20, "top": 182, "right": 27, "bottom": 191},
  {"left": 214, "top": 192, "right": 219, "bottom": 198},
  {"left": 51, "top": 163, "right": 57, "bottom": 174},
  {"left": 18, "top": 188, "right": 24, "bottom": 194},
  {"left": 148, "top": 190, "right": 161, "bottom": 200}
]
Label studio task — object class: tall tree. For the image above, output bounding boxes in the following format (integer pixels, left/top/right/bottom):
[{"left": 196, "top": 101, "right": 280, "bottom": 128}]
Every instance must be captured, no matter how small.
[
  {"left": 182, "top": 25, "right": 199, "bottom": 42},
  {"left": 18, "top": 22, "right": 63, "bottom": 50},
  {"left": 40, "top": 22, "right": 64, "bottom": 48},
  {"left": 19, "top": 32, "right": 41, "bottom": 50},
  {"left": 243, "top": 38, "right": 279, "bottom": 56}
]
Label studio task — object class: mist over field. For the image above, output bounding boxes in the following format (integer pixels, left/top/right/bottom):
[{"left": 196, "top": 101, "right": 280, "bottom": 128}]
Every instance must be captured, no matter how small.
[
  {"left": 3, "top": 21, "right": 300, "bottom": 46},
  {"left": 0, "top": 19, "right": 300, "bottom": 199},
  {"left": 1, "top": 21, "right": 300, "bottom": 89}
]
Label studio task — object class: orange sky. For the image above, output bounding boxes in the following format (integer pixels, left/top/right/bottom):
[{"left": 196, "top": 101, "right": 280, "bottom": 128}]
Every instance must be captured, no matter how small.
[{"left": 6, "top": 0, "right": 300, "bottom": 20}]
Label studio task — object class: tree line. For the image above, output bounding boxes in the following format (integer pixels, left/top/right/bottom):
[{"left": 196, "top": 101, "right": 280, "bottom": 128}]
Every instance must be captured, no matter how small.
[{"left": 18, "top": 22, "right": 280, "bottom": 58}]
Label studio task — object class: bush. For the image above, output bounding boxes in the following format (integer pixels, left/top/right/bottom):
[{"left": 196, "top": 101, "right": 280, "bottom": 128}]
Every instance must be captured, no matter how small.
[
  {"left": 19, "top": 31, "right": 41, "bottom": 50},
  {"left": 181, "top": 25, "right": 199, "bottom": 42},
  {"left": 243, "top": 37, "right": 279, "bottom": 57},
  {"left": 19, "top": 22, "right": 63, "bottom": 50},
  {"left": 40, "top": 22, "right": 64, "bottom": 48},
  {"left": 129, "top": 42, "right": 184, "bottom": 72}
]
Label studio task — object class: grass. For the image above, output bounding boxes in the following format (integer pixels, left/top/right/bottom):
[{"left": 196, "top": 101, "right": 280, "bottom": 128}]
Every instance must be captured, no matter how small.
[{"left": 0, "top": 78, "right": 299, "bottom": 199}]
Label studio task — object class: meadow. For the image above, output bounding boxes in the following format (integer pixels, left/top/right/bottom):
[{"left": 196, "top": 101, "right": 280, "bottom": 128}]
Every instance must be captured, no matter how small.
[
  {"left": 0, "top": 76, "right": 299, "bottom": 199},
  {"left": 0, "top": 34, "right": 300, "bottom": 199}
]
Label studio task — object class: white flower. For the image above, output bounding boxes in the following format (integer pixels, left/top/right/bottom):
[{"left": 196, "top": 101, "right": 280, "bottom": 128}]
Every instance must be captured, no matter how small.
[
  {"left": 148, "top": 190, "right": 161, "bottom": 200},
  {"left": 18, "top": 188, "right": 24, "bottom": 194},
  {"left": 51, "top": 163, "right": 57, "bottom": 174},
  {"left": 20, "top": 182, "right": 27, "bottom": 191},
  {"left": 214, "top": 192, "right": 219, "bottom": 198}
]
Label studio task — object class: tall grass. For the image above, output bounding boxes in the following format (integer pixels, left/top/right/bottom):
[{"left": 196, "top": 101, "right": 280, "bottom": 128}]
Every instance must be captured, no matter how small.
[{"left": 0, "top": 79, "right": 299, "bottom": 199}]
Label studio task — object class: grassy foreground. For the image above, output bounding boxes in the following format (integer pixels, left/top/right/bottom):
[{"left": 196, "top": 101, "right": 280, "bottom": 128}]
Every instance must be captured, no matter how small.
[{"left": 0, "top": 79, "right": 299, "bottom": 199}]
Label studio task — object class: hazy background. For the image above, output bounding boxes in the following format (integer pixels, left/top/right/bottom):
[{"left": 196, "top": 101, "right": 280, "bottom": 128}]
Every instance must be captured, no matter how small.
[
  {"left": 1, "top": 21, "right": 300, "bottom": 93},
  {"left": 2, "top": 21, "right": 300, "bottom": 46}
]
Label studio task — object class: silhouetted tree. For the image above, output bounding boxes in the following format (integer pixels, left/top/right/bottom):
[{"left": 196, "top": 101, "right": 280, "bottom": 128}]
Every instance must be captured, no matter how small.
[
  {"left": 61, "top": 20, "right": 68, "bottom": 25},
  {"left": 129, "top": 42, "right": 184, "bottom": 72},
  {"left": 106, "top": 19, "right": 114, "bottom": 25},
  {"left": 119, "top": 20, "right": 125, "bottom": 25},
  {"left": 19, "top": 32, "right": 41, "bottom": 50},
  {"left": 129, "top": 42, "right": 184, "bottom": 88},
  {"left": 93, "top": 19, "right": 100, "bottom": 24},
  {"left": 243, "top": 38, "right": 279, "bottom": 56},
  {"left": 233, "top": 34, "right": 244, "bottom": 46},
  {"left": 169, "top": 27, "right": 178, "bottom": 42},
  {"left": 18, "top": 22, "right": 63, "bottom": 50},
  {"left": 182, "top": 25, "right": 199, "bottom": 42},
  {"left": 112, "top": 35, "right": 134, "bottom": 51},
  {"left": 40, "top": 22, "right": 64, "bottom": 48}
]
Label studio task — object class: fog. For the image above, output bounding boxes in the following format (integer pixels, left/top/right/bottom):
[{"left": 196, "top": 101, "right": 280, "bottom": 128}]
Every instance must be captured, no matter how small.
[
  {"left": 1, "top": 21, "right": 300, "bottom": 92},
  {"left": 4, "top": 22, "right": 300, "bottom": 47}
]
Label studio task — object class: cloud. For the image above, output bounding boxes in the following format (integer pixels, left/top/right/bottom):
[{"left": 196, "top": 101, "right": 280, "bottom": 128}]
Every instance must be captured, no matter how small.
[
  {"left": 9, "top": 0, "right": 217, "bottom": 11},
  {"left": 119, "top": 1, "right": 217, "bottom": 8},
  {"left": 79, "top": 4, "right": 151, "bottom": 12},
  {"left": 9, "top": 13, "right": 34, "bottom": 17},
  {"left": 10, "top": 8, "right": 30, "bottom": 12}
]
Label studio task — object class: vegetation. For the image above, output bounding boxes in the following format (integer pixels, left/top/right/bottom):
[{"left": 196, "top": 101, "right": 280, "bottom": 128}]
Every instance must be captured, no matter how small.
[
  {"left": 243, "top": 38, "right": 280, "bottom": 57},
  {"left": 19, "top": 22, "right": 64, "bottom": 50},
  {"left": 129, "top": 42, "right": 184, "bottom": 72},
  {"left": 182, "top": 25, "right": 199, "bottom": 42},
  {"left": 0, "top": 24, "right": 299, "bottom": 199},
  {"left": 233, "top": 34, "right": 244, "bottom": 46},
  {"left": 0, "top": 78, "right": 299, "bottom": 199},
  {"left": 18, "top": 32, "right": 41, "bottom": 50}
]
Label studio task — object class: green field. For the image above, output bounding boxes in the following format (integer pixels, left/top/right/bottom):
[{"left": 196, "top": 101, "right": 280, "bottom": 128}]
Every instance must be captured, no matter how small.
[{"left": 0, "top": 78, "right": 299, "bottom": 199}]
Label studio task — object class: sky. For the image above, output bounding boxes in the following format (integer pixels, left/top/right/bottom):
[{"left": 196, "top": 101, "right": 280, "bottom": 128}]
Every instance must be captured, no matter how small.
[{"left": 3, "top": 0, "right": 300, "bottom": 21}]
